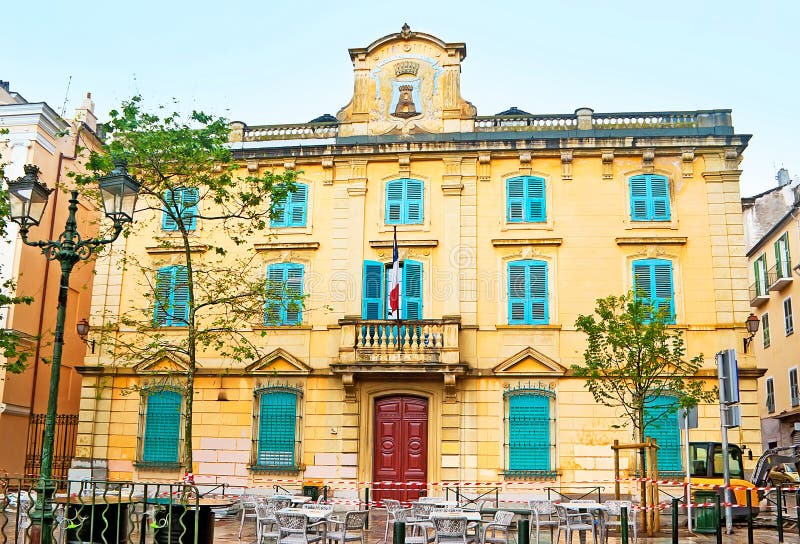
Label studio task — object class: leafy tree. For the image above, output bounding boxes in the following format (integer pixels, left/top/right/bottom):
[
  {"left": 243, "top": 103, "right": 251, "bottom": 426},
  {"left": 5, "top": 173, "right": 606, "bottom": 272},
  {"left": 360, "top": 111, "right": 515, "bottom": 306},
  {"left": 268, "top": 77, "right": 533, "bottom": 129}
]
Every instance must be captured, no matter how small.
[
  {"left": 572, "top": 291, "right": 715, "bottom": 518},
  {"left": 76, "top": 96, "right": 298, "bottom": 469}
]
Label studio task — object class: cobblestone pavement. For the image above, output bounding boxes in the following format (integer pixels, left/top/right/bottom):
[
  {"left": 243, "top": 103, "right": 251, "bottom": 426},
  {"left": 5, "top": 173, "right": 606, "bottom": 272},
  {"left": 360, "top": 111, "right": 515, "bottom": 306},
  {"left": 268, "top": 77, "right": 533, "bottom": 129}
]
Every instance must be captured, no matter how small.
[{"left": 215, "top": 509, "right": 800, "bottom": 544}]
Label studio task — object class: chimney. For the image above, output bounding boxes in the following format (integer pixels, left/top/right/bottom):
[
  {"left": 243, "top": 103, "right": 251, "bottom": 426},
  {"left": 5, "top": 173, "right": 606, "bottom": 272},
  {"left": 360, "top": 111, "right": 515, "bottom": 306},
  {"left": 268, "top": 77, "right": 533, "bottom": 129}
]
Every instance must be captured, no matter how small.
[
  {"left": 776, "top": 168, "right": 791, "bottom": 187},
  {"left": 74, "top": 92, "right": 97, "bottom": 133}
]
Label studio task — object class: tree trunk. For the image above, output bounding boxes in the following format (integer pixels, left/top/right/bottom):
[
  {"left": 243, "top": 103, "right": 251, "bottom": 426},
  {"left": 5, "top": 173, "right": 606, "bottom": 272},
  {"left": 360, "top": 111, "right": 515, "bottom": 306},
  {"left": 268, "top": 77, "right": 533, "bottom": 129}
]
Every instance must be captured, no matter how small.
[{"left": 183, "top": 229, "right": 196, "bottom": 472}]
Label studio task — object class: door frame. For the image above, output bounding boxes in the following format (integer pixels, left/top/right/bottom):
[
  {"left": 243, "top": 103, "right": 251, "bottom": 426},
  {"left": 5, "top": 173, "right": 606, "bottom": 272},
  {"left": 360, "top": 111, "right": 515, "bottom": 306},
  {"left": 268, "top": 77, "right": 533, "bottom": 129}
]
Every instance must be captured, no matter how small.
[{"left": 359, "top": 382, "right": 442, "bottom": 493}]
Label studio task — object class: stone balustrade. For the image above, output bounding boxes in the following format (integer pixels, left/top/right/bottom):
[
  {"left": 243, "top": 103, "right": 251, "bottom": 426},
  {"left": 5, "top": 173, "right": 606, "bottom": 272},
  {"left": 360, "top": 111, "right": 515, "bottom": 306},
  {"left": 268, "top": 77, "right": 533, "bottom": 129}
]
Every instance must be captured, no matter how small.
[{"left": 338, "top": 318, "right": 460, "bottom": 365}]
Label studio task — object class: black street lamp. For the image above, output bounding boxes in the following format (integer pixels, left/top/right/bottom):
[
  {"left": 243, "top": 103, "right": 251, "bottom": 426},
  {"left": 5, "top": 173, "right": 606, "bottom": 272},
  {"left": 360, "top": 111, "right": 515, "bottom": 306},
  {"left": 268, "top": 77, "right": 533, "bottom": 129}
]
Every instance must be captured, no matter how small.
[
  {"left": 742, "top": 313, "right": 760, "bottom": 353},
  {"left": 4, "top": 160, "right": 139, "bottom": 544}
]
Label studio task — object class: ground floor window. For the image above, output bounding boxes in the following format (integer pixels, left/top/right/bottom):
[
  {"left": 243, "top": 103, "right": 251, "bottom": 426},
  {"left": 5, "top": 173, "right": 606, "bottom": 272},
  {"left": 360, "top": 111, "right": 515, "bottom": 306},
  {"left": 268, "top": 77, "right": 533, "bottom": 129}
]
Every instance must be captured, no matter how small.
[
  {"left": 138, "top": 388, "right": 183, "bottom": 467},
  {"left": 504, "top": 384, "right": 556, "bottom": 477},
  {"left": 251, "top": 386, "right": 302, "bottom": 472}
]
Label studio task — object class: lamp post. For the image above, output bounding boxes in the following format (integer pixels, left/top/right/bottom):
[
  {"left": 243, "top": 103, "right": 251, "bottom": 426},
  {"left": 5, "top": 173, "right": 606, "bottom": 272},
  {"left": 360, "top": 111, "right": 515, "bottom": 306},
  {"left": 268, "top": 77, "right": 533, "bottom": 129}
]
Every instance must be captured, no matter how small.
[
  {"left": 742, "top": 312, "right": 760, "bottom": 352},
  {"left": 4, "top": 160, "right": 139, "bottom": 544}
]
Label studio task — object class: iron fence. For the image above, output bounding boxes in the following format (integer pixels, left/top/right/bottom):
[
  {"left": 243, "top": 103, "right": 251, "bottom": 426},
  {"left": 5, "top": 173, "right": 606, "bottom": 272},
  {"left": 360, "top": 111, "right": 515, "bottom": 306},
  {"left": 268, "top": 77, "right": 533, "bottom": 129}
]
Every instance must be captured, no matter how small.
[{"left": 25, "top": 414, "right": 78, "bottom": 480}]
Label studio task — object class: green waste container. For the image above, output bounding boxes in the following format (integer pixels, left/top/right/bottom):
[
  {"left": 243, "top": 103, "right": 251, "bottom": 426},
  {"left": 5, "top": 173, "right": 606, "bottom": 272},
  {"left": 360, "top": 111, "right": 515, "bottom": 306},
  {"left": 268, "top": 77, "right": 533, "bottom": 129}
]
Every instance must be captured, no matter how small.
[
  {"left": 693, "top": 490, "right": 720, "bottom": 534},
  {"left": 303, "top": 484, "right": 320, "bottom": 501}
]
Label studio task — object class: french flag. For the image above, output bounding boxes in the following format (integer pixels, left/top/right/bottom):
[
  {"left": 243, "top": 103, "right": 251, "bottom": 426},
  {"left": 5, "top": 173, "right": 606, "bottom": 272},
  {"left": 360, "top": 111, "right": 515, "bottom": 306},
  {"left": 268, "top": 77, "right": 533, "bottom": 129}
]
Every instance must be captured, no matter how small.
[{"left": 388, "top": 226, "right": 401, "bottom": 319}]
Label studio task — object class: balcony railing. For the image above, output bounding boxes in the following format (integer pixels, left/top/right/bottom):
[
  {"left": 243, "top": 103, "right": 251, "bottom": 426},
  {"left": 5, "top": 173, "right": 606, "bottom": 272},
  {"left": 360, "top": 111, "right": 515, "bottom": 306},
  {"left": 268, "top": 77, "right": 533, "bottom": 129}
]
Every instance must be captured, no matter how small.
[
  {"left": 338, "top": 318, "right": 460, "bottom": 365},
  {"left": 750, "top": 281, "right": 770, "bottom": 307},
  {"left": 768, "top": 261, "right": 793, "bottom": 291}
]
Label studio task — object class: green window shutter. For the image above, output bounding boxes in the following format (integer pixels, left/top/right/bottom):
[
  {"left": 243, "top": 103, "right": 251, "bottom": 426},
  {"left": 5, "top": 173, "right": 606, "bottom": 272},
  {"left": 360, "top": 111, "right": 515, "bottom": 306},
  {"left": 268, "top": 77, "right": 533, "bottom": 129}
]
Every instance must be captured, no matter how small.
[
  {"left": 257, "top": 391, "right": 297, "bottom": 467},
  {"left": 181, "top": 188, "right": 199, "bottom": 230},
  {"left": 508, "top": 260, "right": 548, "bottom": 325},
  {"left": 527, "top": 177, "right": 546, "bottom": 222},
  {"left": 775, "top": 233, "right": 791, "bottom": 278},
  {"left": 633, "top": 259, "right": 675, "bottom": 324},
  {"left": 402, "top": 260, "right": 423, "bottom": 319},
  {"left": 288, "top": 184, "right": 308, "bottom": 227},
  {"left": 650, "top": 176, "right": 670, "bottom": 221},
  {"left": 265, "top": 264, "right": 304, "bottom": 325},
  {"left": 508, "top": 262, "right": 527, "bottom": 324},
  {"left": 644, "top": 395, "right": 682, "bottom": 473},
  {"left": 362, "top": 261, "right": 385, "bottom": 319},
  {"left": 386, "top": 180, "right": 404, "bottom": 224},
  {"left": 154, "top": 267, "right": 172, "bottom": 326},
  {"left": 405, "top": 180, "right": 423, "bottom": 224},
  {"left": 508, "top": 394, "right": 550, "bottom": 471},
  {"left": 763, "top": 313, "right": 770, "bottom": 348},
  {"left": 284, "top": 264, "right": 304, "bottom": 325},
  {"left": 162, "top": 190, "right": 178, "bottom": 231},
  {"left": 630, "top": 176, "right": 649, "bottom": 220},
  {"left": 142, "top": 390, "right": 181, "bottom": 463},
  {"left": 506, "top": 177, "right": 525, "bottom": 222}
]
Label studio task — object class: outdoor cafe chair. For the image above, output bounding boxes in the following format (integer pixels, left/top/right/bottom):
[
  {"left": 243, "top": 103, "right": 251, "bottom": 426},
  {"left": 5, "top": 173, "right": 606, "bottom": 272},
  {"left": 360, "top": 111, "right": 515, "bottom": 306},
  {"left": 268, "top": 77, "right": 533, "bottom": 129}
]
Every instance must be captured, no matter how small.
[
  {"left": 382, "top": 499, "right": 404, "bottom": 544},
  {"left": 480, "top": 510, "right": 515, "bottom": 544},
  {"left": 275, "top": 511, "right": 327, "bottom": 544},
  {"left": 431, "top": 514, "right": 476, "bottom": 544},
  {"left": 326, "top": 510, "right": 368, "bottom": 544},
  {"left": 255, "top": 502, "right": 280, "bottom": 544},
  {"left": 394, "top": 508, "right": 435, "bottom": 544},
  {"left": 554, "top": 504, "right": 597, "bottom": 544},
  {"left": 268, "top": 497, "right": 293, "bottom": 510},
  {"left": 602, "top": 500, "right": 637, "bottom": 544},
  {"left": 528, "top": 500, "right": 559, "bottom": 544},
  {"left": 239, "top": 490, "right": 261, "bottom": 539}
]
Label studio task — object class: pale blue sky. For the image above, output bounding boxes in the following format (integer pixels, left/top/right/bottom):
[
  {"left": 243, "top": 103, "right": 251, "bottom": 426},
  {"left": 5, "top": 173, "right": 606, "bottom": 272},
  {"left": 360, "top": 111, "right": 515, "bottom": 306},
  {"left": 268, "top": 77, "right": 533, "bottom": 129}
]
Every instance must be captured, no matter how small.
[{"left": 4, "top": 0, "right": 798, "bottom": 196}]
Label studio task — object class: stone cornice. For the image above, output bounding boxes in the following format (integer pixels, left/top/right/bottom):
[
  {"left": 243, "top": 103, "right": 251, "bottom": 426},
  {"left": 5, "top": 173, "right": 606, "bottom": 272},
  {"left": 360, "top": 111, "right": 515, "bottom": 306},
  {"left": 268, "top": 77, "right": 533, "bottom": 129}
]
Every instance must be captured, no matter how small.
[
  {"left": 491, "top": 238, "right": 563, "bottom": 247},
  {"left": 253, "top": 242, "right": 320, "bottom": 251},
  {"left": 145, "top": 244, "right": 209, "bottom": 254},
  {"left": 369, "top": 239, "right": 438, "bottom": 248},
  {"left": 615, "top": 236, "right": 688, "bottom": 246},
  {"left": 0, "top": 102, "right": 70, "bottom": 139}
]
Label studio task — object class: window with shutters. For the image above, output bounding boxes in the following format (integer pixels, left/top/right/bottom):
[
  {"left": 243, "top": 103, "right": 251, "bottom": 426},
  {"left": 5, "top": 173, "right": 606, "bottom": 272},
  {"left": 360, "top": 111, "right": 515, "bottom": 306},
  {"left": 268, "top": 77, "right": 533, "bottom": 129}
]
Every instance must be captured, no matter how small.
[
  {"left": 138, "top": 388, "right": 183, "bottom": 468},
  {"left": 790, "top": 368, "right": 800, "bottom": 408},
  {"left": 766, "top": 377, "right": 775, "bottom": 414},
  {"left": 644, "top": 394, "right": 682, "bottom": 475},
  {"left": 507, "top": 260, "right": 549, "bottom": 325},
  {"left": 385, "top": 179, "right": 424, "bottom": 225},
  {"left": 162, "top": 187, "right": 199, "bottom": 231},
  {"left": 775, "top": 232, "right": 792, "bottom": 279},
  {"left": 754, "top": 254, "right": 768, "bottom": 297},
  {"left": 629, "top": 174, "right": 670, "bottom": 221},
  {"left": 264, "top": 263, "right": 304, "bottom": 326},
  {"left": 153, "top": 266, "right": 189, "bottom": 327},
  {"left": 251, "top": 387, "right": 301, "bottom": 472},
  {"left": 504, "top": 386, "right": 555, "bottom": 477},
  {"left": 506, "top": 176, "right": 546, "bottom": 223},
  {"left": 632, "top": 259, "right": 675, "bottom": 324},
  {"left": 362, "top": 260, "right": 423, "bottom": 319},
  {"left": 784, "top": 298, "right": 794, "bottom": 336},
  {"left": 271, "top": 183, "right": 308, "bottom": 228},
  {"left": 762, "top": 313, "right": 771, "bottom": 348}
]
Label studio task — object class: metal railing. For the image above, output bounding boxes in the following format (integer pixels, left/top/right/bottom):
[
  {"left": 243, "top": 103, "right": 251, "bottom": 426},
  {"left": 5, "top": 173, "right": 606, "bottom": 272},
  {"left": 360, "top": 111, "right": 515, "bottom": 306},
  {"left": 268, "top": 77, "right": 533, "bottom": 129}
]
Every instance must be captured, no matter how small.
[
  {"left": 25, "top": 414, "right": 78, "bottom": 480},
  {"left": 339, "top": 318, "right": 460, "bottom": 365}
]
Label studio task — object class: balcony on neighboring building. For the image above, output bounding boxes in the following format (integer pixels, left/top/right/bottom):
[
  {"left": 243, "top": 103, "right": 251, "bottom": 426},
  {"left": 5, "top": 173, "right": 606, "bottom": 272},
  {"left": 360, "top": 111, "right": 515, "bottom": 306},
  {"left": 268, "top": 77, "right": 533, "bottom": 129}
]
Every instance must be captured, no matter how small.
[
  {"left": 333, "top": 318, "right": 465, "bottom": 401},
  {"left": 768, "top": 261, "right": 794, "bottom": 291},
  {"left": 750, "top": 281, "right": 770, "bottom": 307}
]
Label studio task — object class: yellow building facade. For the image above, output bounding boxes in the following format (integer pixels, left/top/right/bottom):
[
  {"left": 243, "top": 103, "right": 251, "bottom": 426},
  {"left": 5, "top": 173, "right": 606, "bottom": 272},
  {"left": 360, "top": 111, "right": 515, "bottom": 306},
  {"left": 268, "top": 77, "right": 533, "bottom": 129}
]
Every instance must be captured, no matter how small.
[{"left": 75, "top": 27, "right": 759, "bottom": 501}]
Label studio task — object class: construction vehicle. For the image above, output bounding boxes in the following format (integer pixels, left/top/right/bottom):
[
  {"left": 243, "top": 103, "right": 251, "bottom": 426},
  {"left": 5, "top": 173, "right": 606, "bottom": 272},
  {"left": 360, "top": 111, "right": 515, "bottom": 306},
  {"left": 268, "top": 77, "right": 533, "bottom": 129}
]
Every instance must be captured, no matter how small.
[
  {"left": 687, "top": 441, "right": 759, "bottom": 519},
  {"left": 751, "top": 444, "right": 800, "bottom": 490}
]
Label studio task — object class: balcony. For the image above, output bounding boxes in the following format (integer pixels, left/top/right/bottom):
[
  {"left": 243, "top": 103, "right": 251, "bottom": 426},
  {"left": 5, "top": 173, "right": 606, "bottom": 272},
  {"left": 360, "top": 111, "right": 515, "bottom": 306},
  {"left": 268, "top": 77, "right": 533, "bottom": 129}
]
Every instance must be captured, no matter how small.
[
  {"left": 768, "top": 261, "right": 794, "bottom": 291},
  {"left": 333, "top": 318, "right": 465, "bottom": 401},
  {"left": 750, "top": 281, "right": 770, "bottom": 307}
]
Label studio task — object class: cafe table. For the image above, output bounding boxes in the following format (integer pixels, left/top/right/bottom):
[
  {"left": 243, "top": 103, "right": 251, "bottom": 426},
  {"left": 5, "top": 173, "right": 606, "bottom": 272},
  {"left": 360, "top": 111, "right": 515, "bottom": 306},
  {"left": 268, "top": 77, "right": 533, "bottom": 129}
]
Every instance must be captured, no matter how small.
[
  {"left": 278, "top": 507, "right": 333, "bottom": 523},
  {"left": 273, "top": 494, "right": 313, "bottom": 505}
]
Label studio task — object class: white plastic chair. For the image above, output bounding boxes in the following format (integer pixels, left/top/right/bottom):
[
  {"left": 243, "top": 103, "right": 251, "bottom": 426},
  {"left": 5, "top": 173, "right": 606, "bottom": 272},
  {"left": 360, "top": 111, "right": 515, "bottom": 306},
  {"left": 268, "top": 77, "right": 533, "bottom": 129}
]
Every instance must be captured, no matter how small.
[
  {"left": 326, "top": 510, "right": 368, "bottom": 544},
  {"left": 394, "top": 508, "right": 435, "bottom": 544},
  {"left": 554, "top": 504, "right": 597, "bottom": 544},
  {"left": 239, "top": 491, "right": 260, "bottom": 539},
  {"left": 529, "top": 500, "right": 559, "bottom": 544},
  {"left": 382, "top": 499, "right": 404, "bottom": 544},
  {"left": 481, "top": 510, "right": 515, "bottom": 544},
  {"left": 603, "top": 500, "right": 637, "bottom": 544},
  {"left": 431, "top": 515, "right": 476, "bottom": 544}
]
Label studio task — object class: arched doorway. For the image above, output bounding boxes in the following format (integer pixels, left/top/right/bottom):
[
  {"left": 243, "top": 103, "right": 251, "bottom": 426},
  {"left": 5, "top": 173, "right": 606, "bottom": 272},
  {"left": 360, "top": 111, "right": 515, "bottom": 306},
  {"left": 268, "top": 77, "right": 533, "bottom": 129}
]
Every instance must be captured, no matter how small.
[{"left": 373, "top": 395, "right": 428, "bottom": 504}]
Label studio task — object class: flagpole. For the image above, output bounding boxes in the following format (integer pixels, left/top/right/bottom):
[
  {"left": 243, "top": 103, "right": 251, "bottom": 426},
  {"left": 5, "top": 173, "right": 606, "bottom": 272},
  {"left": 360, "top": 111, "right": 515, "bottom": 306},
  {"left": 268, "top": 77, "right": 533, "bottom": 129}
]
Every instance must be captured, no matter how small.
[{"left": 394, "top": 226, "right": 402, "bottom": 351}]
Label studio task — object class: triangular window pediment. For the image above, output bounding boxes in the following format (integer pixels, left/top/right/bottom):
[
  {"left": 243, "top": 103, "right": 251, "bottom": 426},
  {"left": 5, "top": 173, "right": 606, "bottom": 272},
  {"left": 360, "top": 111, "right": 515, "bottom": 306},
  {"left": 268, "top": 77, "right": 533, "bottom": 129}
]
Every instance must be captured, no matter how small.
[
  {"left": 493, "top": 347, "right": 566, "bottom": 376},
  {"left": 134, "top": 352, "right": 190, "bottom": 374},
  {"left": 246, "top": 348, "right": 312, "bottom": 375}
]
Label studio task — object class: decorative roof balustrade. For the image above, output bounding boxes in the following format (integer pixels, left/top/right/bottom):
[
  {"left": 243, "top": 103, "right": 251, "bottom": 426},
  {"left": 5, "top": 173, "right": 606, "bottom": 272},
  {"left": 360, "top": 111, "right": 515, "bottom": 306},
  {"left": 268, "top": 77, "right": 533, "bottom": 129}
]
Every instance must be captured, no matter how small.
[{"left": 243, "top": 122, "right": 339, "bottom": 142}]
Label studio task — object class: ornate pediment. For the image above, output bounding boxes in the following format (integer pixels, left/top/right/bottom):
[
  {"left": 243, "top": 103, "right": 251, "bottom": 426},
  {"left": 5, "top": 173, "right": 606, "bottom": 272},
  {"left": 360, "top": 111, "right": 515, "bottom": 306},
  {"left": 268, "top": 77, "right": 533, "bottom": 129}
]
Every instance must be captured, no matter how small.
[
  {"left": 133, "top": 351, "right": 190, "bottom": 374},
  {"left": 246, "top": 348, "right": 312, "bottom": 375},
  {"left": 337, "top": 24, "right": 476, "bottom": 137},
  {"left": 492, "top": 347, "right": 566, "bottom": 376}
]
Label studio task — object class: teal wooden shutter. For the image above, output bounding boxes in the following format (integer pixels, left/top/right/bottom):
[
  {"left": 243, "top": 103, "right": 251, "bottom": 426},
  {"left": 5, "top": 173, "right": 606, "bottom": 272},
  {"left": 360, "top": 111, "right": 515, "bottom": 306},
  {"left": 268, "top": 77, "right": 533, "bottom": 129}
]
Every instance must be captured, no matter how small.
[
  {"left": 630, "top": 176, "right": 649, "bottom": 220},
  {"left": 288, "top": 184, "right": 308, "bottom": 227},
  {"left": 154, "top": 266, "right": 188, "bottom": 327},
  {"left": 362, "top": 261, "right": 385, "bottom": 319},
  {"left": 386, "top": 180, "right": 404, "bottom": 224},
  {"left": 171, "top": 267, "right": 189, "bottom": 326},
  {"left": 508, "top": 394, "right": 550, "bottom": 471},
  {"left": 644, "top": 395, "right": 681, "bottom": 473},
  {"left": 162, "top": 190, "right": 178, "bottom": 231},
  {"left": 650, "top": 176, "right": 670, "bottom": 220},
  {"left": 506, "top": 177, "right": 525, "bottom": 222},
  {"left": 402, "top": 260, "right": 422, "bottom": 319},
  {"left": 265, "top": 264, "right": 303, "bottom": 325},
  {"left": 526, "top": 177, "right": 546, "bottom": 222},
  {"left": 284, "top": 264, "right": 304, "bottom": 325},
  {"left": 633, "top": 259, "right": 675, "bottom": 323},
  {"left": 405, "top": 180, "right": 423, "bottom": 224},
  {"left": 142, "top": 390, "right": 181, "bottom": 463},
  {"left": 508, "top": 262, "right": 527, "bottom": 324},
  {"left": 271, "top": 194, "right": 287, "bottom": 226},
  {"left": 154, "top": 267, "right": 172, "bottom": 326},
  {"left": 257, "top": 391, "right": 297, "bottom": 467},
  {"left": 529, "top": 262, "right": 548, "bottom": 323}
]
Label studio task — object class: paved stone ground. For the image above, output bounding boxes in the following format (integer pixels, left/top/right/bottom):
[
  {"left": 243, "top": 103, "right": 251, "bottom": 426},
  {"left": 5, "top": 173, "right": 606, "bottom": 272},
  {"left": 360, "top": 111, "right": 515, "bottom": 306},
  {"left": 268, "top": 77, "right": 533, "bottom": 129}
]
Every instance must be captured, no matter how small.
[{"left": 216, "top": 508, "right": 800, "bottom": 544}]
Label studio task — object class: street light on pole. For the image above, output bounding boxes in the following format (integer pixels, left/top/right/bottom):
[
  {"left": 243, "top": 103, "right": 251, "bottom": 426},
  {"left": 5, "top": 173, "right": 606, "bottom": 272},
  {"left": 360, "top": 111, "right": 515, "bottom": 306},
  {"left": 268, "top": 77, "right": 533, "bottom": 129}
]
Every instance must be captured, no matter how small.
[{"left": 4, "top": 159, "right": 139, "bottom": 544}]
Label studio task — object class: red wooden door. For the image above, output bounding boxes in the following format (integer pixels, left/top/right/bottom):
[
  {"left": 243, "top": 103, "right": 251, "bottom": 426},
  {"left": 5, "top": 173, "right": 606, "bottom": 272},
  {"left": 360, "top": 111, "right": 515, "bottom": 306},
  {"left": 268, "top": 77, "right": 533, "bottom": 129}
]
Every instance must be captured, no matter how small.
[{"left": 373, "top": 396, "right": 428, "bottom": 505}]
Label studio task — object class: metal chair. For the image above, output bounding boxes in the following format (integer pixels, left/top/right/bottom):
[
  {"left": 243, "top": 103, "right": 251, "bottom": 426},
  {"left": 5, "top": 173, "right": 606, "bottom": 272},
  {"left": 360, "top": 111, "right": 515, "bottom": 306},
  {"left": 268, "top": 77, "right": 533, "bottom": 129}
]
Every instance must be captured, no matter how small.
[
  {"left": 394, "top": 508, "right": 435, "bottom": 544},
  {"left": 431, "top": 515, "right": 476, "bottom": 544},
  {"left": 275, "top": 511, "right": 327, "bottom": 544},
  {"left": 239, "top": 491, "right": 261, "bottom": 539},
  {"left": 481, "top": 510, "right": 515, "bottom": 544},
  {"left": 603, "top": 500, "right": 637, "bottom": 544},
  {"left": 268, "top": 497, "right": 293, "bottom": 510},
  {"left": 528, "top": 500, "right": 558, "bottom": 544},
  {"left": 326, "top": 510, "right": 368, "bottom": 544},
  {"left": 382, "top": 499, "right": 404, "bottom": 544},
  {"left": 255, "top": 502, "right": 280, "bottom": 544},
  {"left": 554, "top": 504, "right": 596, "bottom": 544}
]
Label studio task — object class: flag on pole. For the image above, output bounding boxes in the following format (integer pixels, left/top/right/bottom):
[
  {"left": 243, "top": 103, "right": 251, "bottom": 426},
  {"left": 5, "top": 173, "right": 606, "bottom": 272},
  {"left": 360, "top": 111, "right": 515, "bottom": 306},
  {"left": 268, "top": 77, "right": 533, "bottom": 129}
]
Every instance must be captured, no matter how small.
[{"left": 388, "top": 226, "right": 401, "bottom": 319}]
